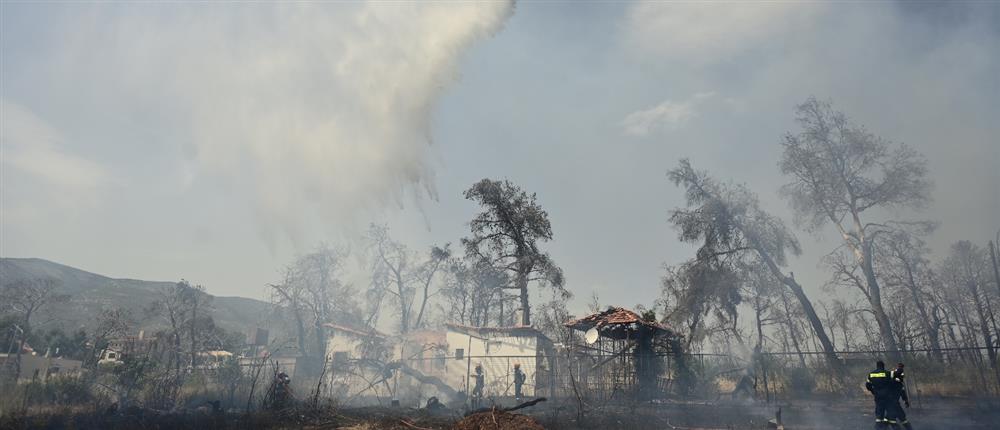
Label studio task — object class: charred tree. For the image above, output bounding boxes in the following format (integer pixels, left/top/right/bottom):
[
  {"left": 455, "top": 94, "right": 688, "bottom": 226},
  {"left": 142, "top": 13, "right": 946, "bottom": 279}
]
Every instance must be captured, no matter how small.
[
  {"left": 779, "top": 97, "right": 933, "bottom": 362},
  {"left": 462, "top": 179, "right": 564, "bottom": 326},
  {"left": 668, "top": 159, "right": 843, "bottom": 377}
]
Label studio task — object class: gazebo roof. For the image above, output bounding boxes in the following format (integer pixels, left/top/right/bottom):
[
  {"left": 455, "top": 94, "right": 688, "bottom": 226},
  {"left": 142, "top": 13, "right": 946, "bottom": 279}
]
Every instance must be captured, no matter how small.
[{"left": 564, "top": 307, "right": 676, "bottom": 340}]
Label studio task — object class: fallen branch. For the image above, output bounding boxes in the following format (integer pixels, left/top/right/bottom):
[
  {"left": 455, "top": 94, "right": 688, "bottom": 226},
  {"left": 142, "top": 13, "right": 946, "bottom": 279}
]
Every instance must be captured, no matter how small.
[
  {"left": 399, "top": 419, "right": 433, "bottom": 430},
  {"left": 465, "top": 397, "right": 548, "bottom": 416},
  {"left": 504, "top": 397, "right": 547, "bottom": 413}
]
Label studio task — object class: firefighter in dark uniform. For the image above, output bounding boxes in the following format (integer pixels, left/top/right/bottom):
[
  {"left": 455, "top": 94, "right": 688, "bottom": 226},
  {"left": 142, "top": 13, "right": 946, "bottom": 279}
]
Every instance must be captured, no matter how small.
[
  {"left": 886, "top": 363, "right": 913, "bottom": 429},
  {"left": 865, "top": 361, "right": 895, "bottom": 429},
  {"left": 513, "top": 363, "right": 526, "bottom": 401}
]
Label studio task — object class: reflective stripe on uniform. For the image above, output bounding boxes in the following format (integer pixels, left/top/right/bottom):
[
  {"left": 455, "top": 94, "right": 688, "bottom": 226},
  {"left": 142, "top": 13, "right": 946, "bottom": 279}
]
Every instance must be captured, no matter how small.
[{"left": 869, "top": 372, "right": 888, "bottom": 378}]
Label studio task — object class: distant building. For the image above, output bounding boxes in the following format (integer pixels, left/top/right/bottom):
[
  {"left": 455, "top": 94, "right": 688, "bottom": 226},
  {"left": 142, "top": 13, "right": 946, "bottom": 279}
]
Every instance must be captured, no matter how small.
[
  {"left": 100, "top": 331, "right": 164, "bottom": 366},
  {"left": 0, "top": 353, "right": 83, "bottom": 383}
]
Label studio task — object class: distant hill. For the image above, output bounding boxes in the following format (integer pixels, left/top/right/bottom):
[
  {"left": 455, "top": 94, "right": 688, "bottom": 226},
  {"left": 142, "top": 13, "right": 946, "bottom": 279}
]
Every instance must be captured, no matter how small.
[{"left": 0, "top": 258, "right": 275, "bottom": 336}]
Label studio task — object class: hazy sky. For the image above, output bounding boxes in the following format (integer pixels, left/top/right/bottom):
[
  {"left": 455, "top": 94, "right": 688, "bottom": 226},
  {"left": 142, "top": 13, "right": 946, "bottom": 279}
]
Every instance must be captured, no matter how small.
[{"left": 2, "top": 1, "right": 998, "bottom": 317}]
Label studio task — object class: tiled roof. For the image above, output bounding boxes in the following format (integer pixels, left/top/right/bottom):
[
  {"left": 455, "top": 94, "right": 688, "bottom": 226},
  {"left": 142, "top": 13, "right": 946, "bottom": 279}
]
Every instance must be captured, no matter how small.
[{"left": 564, "top": 307, "right": 676, "bottom": 339}]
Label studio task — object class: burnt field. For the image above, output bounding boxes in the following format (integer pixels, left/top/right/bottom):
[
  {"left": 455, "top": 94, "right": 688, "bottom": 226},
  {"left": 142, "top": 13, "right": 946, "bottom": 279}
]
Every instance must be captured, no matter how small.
[{"left": 3, "top": 397, "right": 998, "bottom": 430}]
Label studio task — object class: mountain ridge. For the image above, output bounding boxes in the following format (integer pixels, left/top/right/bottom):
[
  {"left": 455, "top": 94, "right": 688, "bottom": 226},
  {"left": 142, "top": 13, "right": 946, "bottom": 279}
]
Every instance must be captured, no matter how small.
[{"left": 0, "top": 257, "right": 274, "bottom": 336}]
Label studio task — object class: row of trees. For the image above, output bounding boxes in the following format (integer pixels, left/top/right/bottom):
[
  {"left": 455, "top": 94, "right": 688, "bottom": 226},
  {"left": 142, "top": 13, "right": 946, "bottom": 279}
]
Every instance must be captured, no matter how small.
[
  {"left": 659, "top": 97, "right": 1000, "bottom": 389},
  {"left": 265, "top": 178, "right": 571, "bottom": 367}
]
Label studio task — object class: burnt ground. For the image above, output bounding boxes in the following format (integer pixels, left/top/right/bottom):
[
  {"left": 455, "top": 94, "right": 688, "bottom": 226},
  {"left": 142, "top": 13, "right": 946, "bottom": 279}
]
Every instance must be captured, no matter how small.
[
  {"left": 2, "top": 397, "right": 997, "bottom": 429},
  {"left": 525, "top": 396, "right": 1000, "bottom": 429}
]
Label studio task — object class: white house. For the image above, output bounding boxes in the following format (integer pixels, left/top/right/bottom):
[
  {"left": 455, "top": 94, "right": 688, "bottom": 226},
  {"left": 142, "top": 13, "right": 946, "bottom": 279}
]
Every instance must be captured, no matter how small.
[
  {"left": 441, "top": 323, "right": 554, "bottom": 400},
  {"left": 321, "top": 322, "right": 553, "bottom": 406}
]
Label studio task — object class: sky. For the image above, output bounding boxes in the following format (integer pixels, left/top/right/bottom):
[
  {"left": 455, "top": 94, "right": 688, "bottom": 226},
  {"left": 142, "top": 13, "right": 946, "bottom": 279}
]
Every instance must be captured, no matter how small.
[{"left": 2, "top": 1, "right": 998, "bottom": 318}]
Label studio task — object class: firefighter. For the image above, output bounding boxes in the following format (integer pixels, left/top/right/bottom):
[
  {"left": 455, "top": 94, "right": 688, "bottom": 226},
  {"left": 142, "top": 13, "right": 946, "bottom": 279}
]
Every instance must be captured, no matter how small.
[
  {"left": 272, "top": 371, "right": 292, "bottom": 410},
  {"left": 865, "top": 360, "right": 896, "bottom": 429},
  {"left": 886, "top": 363, "right": 913, "bottom": 429},
  {"left": 471, "top": 364, "right": 485, "bottom": 408},
  {"left": 513, "top": 363, "right": 526, "bottom": 402}
]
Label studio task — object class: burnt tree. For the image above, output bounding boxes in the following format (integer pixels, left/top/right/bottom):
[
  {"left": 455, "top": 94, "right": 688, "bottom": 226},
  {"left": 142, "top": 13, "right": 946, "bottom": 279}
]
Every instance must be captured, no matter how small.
[
  {"left": 779, "top": 97, "right": 932, "bottom": 361},
  {"left": 668, "top": 159, "right": 843, "bottom": 375},
  {"left": 462, "top": 179, "right": 564, "bottom": 326}
]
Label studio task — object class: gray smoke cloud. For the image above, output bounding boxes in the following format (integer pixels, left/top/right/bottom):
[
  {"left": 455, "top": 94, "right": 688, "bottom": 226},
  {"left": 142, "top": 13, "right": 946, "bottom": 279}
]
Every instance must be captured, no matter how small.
[{"left": 2, "top": 1, "right": 515, "bottom": 249}]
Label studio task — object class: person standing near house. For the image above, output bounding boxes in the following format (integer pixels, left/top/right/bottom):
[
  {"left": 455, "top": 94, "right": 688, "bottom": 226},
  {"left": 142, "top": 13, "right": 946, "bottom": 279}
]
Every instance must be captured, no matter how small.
[
  {"left": 471, "top": 364, "right": 485, "bottom": 408},
  {"left": 513, "top": 363, "right": 525, "bottom": 401}
]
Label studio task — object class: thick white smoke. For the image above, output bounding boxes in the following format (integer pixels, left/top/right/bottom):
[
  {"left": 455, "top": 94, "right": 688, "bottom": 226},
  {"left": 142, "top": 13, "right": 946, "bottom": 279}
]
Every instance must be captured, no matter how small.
[
  {"left": 6, "top": 2, "right": 514, "bottom": 248},
  {"left": 181, "top": 2, "right": 516, "bottom": 246}
]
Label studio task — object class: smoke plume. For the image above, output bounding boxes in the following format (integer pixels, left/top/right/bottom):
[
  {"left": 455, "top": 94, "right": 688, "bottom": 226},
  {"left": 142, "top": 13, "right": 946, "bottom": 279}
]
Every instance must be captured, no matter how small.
[{"left": 3, "top": 2, "right": 514, "bottom": 248}]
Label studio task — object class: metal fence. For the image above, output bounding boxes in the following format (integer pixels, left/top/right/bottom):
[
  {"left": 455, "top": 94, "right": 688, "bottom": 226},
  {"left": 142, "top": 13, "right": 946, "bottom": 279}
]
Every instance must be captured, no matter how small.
[{"left": 385, "top": 346, "right": 1000, "bottom": 405}]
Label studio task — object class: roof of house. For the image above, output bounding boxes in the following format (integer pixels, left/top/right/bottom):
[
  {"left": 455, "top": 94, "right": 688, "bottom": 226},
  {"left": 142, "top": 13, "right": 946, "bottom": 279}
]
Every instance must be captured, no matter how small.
[
  {"left": 445, "top": 323, "right": 550, "bottom": 342},
  {"left": 564, "top": 307, "right": 676, "bottom": 340},
  {"left": 323, "top": 323, "right": 387, "bottom": 339},
  {"left": 400, "top": 329, "right": 447, "bottom": 347}
]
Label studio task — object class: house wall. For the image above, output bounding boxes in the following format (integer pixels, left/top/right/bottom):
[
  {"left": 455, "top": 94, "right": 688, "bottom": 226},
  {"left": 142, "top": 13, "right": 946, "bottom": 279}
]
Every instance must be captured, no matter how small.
[
  {"left": 320, "top": 328, "right": 546, "bottom": 406},
  {"left": 324, "top": 330, "right": 390, "bottom": 401},
  {"left": 441, "top": 330, "right": 541, "bottom": 399},
  {"left": 326, "top": 331, "right": 365, "bottom": 361}
]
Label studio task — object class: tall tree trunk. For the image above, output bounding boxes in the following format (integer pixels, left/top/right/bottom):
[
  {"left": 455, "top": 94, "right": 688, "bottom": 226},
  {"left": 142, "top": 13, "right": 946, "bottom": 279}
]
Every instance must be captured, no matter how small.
[
  {"left": 751, "top": 233, "right": 842, "bottom": 376},
  {"left": 518, "top": 284, "right": 530, "bottom": 326},
  {"left": 786, "top": 280, "right": 839, "bottom": 368},
  {"left": 902, "top": 262, "right": 943, "bottom": 361},
  {"left": 861, "top": 243, "right": 902, "bottom": 362},
  {"left": 396, "top": 271, "right": 410, "bottom": 334},
  {"left": 515, "top": 256, "right": 534, "bottom": 326},
  {"left": 941, "top": 307, "right": 963, "bottom": 363},
  {"left": 969, "top": 281, "right": 998, "bottom": 374},
  {"left": 754, "top": 296, "right": 765, "bottom": 354},
  {"left": 414, "top": 259, "right": 442, "bottom": 330},
  {"left": 779, "top": 290, "right": 807, "bottom": 367},
  {"left": 415, "top": 282, "right": 431, "bottom": 330},
  {"left": 990, "top": 240, "right": 1000, "bottom": 296},
  {"left": 499, "top": 295, "right": 505, "bottom": 327}
]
